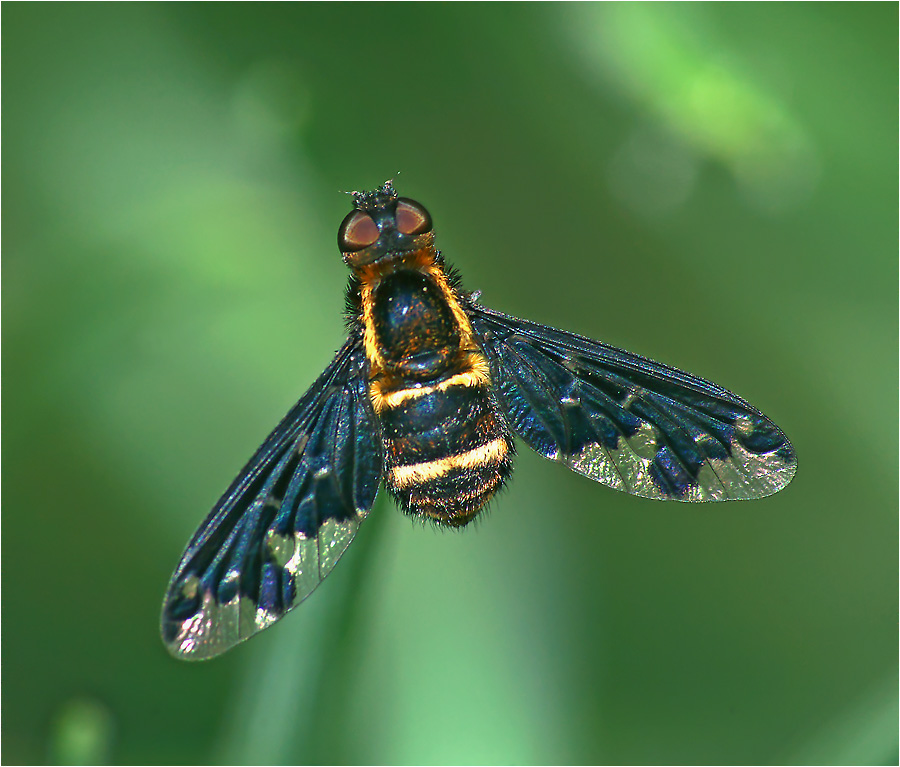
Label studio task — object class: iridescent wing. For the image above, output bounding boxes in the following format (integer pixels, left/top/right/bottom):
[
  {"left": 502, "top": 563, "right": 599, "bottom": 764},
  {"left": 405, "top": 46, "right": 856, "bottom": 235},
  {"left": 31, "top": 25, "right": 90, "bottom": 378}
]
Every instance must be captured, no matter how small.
[
  {"left": 470, "top": 305, "right": 796, "bottom": 501},
  {"left": 161, "top": 334, "right": 382, "bottom": 660}
]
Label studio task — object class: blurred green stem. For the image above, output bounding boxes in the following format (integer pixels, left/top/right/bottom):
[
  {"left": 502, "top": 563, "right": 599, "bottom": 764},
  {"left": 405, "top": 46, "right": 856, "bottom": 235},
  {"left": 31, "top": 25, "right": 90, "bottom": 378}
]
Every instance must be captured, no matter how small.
[{"left": 214, "top": 495, "right": 392, "bottom": 764}]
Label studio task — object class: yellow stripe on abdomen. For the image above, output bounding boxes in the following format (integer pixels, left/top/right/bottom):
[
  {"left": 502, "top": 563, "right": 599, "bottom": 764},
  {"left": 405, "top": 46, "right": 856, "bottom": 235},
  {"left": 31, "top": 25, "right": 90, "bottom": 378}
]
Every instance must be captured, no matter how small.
[{"left": 389, "top": 437, "right": 509, "bottom": 488}]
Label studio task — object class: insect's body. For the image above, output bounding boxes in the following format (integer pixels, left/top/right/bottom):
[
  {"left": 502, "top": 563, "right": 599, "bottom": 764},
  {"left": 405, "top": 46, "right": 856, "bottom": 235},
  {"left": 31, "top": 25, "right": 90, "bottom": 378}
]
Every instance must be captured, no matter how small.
[
  {"left": 349, "top": 237, "right": 512, "bottom": 526},
  {"left": 162, "top": 181, "right": 797, "bottom": 660}
]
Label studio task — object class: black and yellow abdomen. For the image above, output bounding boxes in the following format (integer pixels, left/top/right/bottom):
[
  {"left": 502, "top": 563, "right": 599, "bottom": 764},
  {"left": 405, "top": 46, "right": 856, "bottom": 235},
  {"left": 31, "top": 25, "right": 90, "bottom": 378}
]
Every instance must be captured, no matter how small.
[{"left": 358, "top": 259, "right": 513, "bottom": 527}]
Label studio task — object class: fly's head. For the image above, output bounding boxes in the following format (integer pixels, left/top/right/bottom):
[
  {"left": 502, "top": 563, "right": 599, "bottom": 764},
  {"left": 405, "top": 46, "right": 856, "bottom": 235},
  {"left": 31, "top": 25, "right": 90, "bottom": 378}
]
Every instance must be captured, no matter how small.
[{"left": 338, "top": 180, "right": 434, "bottom": 270}]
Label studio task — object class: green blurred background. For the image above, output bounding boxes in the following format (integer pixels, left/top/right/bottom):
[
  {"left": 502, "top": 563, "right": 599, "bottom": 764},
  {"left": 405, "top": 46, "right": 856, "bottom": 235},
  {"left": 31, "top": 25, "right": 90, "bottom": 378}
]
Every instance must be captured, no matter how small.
[{"left": 3, "top": 3, "right": 897, "bottom": 765}]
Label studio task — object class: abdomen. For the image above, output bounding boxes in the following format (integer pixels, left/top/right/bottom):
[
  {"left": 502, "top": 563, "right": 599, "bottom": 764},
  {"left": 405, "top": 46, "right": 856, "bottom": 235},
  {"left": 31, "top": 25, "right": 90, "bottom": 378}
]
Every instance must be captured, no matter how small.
[{"left": 380, "top": 375, "right": 513, "bottom": 527}]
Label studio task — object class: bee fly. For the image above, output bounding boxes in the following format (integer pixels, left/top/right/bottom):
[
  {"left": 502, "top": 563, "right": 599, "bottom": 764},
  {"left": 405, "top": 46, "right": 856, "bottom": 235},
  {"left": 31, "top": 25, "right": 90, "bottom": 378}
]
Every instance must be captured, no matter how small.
[{"left": 162, "top": 181, "right": 797, "bottom": 659}]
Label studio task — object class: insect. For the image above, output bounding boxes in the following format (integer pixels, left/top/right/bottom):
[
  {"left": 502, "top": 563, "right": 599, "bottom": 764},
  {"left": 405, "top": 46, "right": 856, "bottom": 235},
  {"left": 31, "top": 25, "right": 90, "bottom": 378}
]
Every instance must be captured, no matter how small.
[{"left": 162, "top": 181, "right": 796, "bottom": 659}]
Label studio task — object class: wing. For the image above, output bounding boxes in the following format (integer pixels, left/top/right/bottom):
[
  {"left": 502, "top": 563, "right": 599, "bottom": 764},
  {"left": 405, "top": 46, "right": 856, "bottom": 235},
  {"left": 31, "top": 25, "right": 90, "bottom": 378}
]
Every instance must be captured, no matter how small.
[
  {"left": 161, "top": 333, "right": 382, "bottom": 660},
  {"left": 470, "top": 305, "right": 796, "bottom": 502}
]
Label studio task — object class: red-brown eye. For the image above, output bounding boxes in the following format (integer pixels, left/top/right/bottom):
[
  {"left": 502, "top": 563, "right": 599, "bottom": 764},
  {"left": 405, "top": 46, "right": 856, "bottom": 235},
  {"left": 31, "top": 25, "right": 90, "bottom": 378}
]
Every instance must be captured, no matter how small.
[
  {"left": 394, "top": 198, "right": 432, "bottom": 236},
  {"left": 338, "top": 211, "right": 380, "bottom": 252}
]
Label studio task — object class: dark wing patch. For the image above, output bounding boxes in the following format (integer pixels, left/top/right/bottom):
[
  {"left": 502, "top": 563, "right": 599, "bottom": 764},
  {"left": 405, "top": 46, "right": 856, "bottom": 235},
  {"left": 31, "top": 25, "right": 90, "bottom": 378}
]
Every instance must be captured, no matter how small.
[
  {"left": 161, "top": 335, "right": 382, "bottom": 660},
  {"left": 470, "top": 306, "right": 796, "bottom": 502}
]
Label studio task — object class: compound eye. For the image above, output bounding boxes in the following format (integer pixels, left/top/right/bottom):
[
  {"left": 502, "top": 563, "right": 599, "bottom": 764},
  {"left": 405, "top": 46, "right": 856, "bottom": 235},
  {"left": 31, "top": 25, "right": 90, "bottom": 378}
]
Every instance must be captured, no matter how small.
[
  {"left": 338, "top": 211, "right": 380, "bottom": 252},
  {"left": 394, "top": 198, "right": 432, "bottom": 236}
]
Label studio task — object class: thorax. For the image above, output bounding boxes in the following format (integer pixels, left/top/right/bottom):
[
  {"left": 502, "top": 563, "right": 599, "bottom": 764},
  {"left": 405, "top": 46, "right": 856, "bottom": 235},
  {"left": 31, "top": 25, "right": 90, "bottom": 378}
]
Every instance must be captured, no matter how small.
[{"left": 359, "top": 255, "right": 471, "bottom": 382}]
